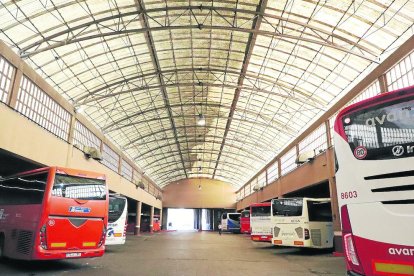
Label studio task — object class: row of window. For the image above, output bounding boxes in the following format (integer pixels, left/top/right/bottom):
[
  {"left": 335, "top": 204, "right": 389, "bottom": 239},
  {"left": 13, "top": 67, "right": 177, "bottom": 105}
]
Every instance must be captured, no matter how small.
[{"left": 0, "top": 55, "right": 160, "bottom": 197}]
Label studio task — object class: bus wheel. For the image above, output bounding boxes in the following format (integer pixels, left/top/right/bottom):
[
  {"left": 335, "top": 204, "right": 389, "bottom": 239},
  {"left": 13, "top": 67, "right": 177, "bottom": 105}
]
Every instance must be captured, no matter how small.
[{"left": 0, "top": 234, "right": 4, "bottom": 259}]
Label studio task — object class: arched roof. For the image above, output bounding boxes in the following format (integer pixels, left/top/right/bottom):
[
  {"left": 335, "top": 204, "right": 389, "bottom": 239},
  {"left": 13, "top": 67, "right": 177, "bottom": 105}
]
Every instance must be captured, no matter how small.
[{"left": 0, "top": 0, "right": 413, "bottom": 187}]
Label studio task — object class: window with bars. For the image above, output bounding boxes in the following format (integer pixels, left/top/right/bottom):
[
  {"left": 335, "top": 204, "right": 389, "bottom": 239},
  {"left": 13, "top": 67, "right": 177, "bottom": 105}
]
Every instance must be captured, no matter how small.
[
  {"left": 329, "top": 113, "right": 338, "bottom": 146},
  {"left": 16, "top": 75, "right": 71, "bottom": 141},
  {"left": 102, "top": 143, "right": 120, "bottom": 173},
  {"left": 267, "top": 161, "right": 279, "bottom": 184},
  {"left": 121, "top": 160, "right": 133, "bottom": 182},
  {"left": 299, "top": 123, "right": 327, "bottom": 156},
  {"left": 347, "top": 80, "right": 381, "bottom": 107},
  {"left": 386, "top": 51, "right": 414, "bottom": 91},
  {"left": 280, "top": 147, "right": 298, "bottom": 176},
  {"left": 0, "top": 55, "right": 14, "bottom": 104},
  {"left": 258, "top": 172, "right": 266, "bottom": 187},
  {"left": 73, "top": 120, "right": 101, "bottom": 149}
]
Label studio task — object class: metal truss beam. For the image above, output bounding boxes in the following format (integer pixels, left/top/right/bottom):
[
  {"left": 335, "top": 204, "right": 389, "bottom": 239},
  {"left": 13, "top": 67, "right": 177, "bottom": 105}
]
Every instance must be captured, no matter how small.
[
  {"left": 104, "top": 113, "right": 297, "bottom": 138},
  {"left": 79, "top": 81, "right": 326, "bottom": 110},
  {"left": 103, "top": 102, "right": 299, "bottom": 134},
  {"left": 143, "top": 157, "right": 256, "bottom": 175},
  {"left": 122, "top": 124, "right": 277, "bottom": 150},
  {"left": 135, "top": 148, "right": 262, "bottom": 167},
  {"left": 134, "top": 139, "right": 266, "bottom": 161},
  {"left": 134, "top": 0, "right": 187, "bottom": 178},
  {"left": 213, "top": 0, "right": 268, "bottom": 178},
  {"left": 18, "top": 6, "right": 378, "bottom": 61}
]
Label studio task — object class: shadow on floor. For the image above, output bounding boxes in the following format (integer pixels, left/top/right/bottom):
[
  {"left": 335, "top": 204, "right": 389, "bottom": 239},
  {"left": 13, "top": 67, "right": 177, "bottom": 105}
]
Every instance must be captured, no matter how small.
[
  {"left": 0, "top": 258, "right": 87, "bottom": 274},
  {"left": 272, "top": 247, "right": 334, "bottom": 256}
]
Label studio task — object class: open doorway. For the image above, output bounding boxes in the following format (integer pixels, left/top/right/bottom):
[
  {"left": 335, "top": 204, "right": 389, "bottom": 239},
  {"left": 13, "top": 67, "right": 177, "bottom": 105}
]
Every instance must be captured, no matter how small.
[{"left": 167, "top": 208, "right": 195, "bottom": 231}]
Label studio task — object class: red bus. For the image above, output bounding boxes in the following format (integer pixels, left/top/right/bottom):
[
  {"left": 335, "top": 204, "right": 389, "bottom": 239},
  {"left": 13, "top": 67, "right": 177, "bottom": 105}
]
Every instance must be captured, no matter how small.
[
  {"left": 0, "top": 167, "right": 108, "bottom": 260},
  {"left": 240, "top": 210, "right": 251, "bottom": 234}
]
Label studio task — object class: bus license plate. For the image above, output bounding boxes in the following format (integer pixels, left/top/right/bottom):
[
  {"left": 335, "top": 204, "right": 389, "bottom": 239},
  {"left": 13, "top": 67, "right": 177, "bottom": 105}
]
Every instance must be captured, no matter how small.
[
  {"left": 66, "top": 252, "right": 81, "bottom": 258},
  {"left": 261, "top": 236, "right": 267, "bottom": 239}
]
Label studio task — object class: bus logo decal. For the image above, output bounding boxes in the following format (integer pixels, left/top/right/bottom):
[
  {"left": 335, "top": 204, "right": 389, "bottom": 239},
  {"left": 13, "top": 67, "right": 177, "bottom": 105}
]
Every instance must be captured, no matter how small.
[
  {"left": 389, "top": 247, "right": 414, "bottom": 256},
  {"left": 69, "top": 206, "right": 91, "bottom": 213},
  {"left": 392, "top": 145, "right": 404, "bottom": 157},
  {"left": 354, "top": 146, "right": 367, "bottom": 159}
]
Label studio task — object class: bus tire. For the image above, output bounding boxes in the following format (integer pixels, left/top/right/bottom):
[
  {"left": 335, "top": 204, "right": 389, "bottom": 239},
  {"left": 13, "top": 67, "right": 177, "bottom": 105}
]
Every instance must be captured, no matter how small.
[{"left": 0, "top": 234, "right": 4, "bottom": 259}]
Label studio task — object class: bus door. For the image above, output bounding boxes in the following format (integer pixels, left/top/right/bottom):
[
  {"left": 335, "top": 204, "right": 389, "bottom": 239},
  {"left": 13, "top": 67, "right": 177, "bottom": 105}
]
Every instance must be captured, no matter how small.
[{"left": 46, "top": 171, "right": 108, "bottom": 255}]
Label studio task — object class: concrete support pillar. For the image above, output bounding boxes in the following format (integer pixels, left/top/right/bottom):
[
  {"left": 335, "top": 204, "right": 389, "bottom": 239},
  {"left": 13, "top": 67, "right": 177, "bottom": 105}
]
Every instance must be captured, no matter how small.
[
  {"left": 149, "top": 206, "right": 154, "bottom": 233},
  {"left": 159, "top": 208, "right": 163, "bottom": 231},
  {"left": 7, "top": 68, "right": 22, "bottom": 108},
  {"left": 134, "top": 201, "right": 142, "bottom": 235}
]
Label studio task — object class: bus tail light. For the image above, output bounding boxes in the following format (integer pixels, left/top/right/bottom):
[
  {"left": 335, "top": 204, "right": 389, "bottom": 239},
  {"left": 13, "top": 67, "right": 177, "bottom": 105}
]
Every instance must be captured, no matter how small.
[
  {"left": 39, "top": 224, "right": 47, "bottom": 249},
  {"left": 344, "top": 233, "right": 359, "bottom": 266},
  {"left": 294, "top": 241, "right": 304, "bottom": 246},
  {"left": 304, "top": 229, "right": 310, "bottom": 240},
  {"left": 341, "top": 205, "right": 364, "bottom": 275},
  {"left": 124, "top": 221, "right": 128, "bottom": 237},
  {"left": 98, "top": 226, "right": 106, "bottom": 247}
]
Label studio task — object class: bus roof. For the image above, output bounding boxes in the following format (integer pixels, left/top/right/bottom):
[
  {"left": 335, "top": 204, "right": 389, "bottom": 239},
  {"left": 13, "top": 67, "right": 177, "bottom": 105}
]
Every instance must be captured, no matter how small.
[{"left": 2, "top": 166, "right": 106, "bottom": 180}]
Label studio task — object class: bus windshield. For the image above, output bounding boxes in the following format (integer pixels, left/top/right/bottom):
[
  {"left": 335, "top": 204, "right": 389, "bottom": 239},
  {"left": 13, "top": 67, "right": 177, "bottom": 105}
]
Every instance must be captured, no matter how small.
[
  {"left": 109, "top": 197, "right": 127, "bottom": 223},
  {"left": 228, "top": 214, "right": 240, "bottom": 221},
  {"left": 52, "top": 174, "right": 106, "bottom": 200},
  {"left": 272, "top": 199, "right": 303, "bottom": 216},
  {"left": 342, "top": 96, "right": 414, "bottom": 160},
  {"left": 251, "top": 206, "right": 271, "bottom": 217},
  {"left": 307, "top": 201, "right": 332, "bottom": 222}
]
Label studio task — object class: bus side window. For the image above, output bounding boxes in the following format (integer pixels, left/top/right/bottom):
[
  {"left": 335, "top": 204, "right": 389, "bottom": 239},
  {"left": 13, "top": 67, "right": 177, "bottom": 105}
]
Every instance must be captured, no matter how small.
[{"left": 0, "top": 174, "right": 47, "bottom": 205}]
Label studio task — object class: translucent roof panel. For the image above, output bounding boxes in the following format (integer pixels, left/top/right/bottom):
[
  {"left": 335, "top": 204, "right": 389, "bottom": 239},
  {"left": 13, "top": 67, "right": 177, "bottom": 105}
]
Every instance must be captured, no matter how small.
[{"left": 1, "top": 0, "right": 412, "bottom": 188}]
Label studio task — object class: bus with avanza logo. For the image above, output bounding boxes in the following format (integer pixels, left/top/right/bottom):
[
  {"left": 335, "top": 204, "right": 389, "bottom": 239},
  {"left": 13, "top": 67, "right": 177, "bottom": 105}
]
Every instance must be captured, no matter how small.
[
  {"left": 0, "top": 167, "right": 108, "bottom": 260},
  {"left": 250, "top": 202, "right": 272, "bottom": 242},
  {"left": 240, "top": 210, "right": 251, "bottom": 234},
  {"left": 106, "top": 194, "right": 128, "bottom": 245},
  {"left": 334, "top": 85, "right": 414, "bottom": 276},
  {"left": 271, "top": 198, "right": 333, "bottom": 249}
]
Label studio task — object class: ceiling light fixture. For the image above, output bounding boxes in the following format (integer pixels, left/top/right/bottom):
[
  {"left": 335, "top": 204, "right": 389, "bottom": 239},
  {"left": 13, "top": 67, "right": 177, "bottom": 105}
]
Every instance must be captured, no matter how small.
[{"left": 197, "top": 113, "right": 206, "bottom": 126}]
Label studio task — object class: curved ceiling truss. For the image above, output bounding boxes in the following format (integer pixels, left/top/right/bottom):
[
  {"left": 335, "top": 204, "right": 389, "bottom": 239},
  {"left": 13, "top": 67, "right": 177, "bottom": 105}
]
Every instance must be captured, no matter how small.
[{"left": 1, "top": 0, "right": 412, "bottom": 188}]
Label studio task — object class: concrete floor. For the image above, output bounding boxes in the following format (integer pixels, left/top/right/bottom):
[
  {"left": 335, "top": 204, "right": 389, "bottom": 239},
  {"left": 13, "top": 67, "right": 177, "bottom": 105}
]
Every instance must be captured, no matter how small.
[{"left": 0, "top": 231, "right": 346, "bottom": 276}]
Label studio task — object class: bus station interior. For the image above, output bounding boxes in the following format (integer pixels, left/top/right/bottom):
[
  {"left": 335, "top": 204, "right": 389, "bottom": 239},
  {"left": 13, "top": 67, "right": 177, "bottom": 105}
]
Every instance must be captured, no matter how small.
[{"left": 0, "top": 0, "right": 413, "bottom": 275}]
